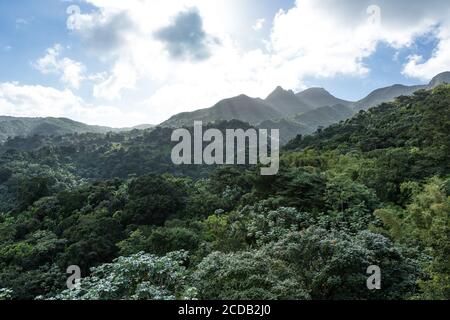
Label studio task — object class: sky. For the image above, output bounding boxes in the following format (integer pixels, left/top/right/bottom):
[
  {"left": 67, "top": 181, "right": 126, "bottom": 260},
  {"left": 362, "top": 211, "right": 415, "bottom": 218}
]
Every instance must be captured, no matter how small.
[{"left": 1, "top": 0, "right": 450, "bottom": 127}]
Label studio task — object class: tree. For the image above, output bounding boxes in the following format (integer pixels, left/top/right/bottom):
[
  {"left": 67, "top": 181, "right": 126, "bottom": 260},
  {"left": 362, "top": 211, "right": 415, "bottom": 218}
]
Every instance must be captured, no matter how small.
[
  {"left": 269, "top": 228, "right": 419, "bottom": 300},
  {"left": 50, "top": 251, "right": 196, "bottom": 300},
  {"left": 375, "top": 177, "right": 450, "bottom": 299},
  {"left": 61, "top": 212, "right": 123, "bottom": 272},
  {"left": 193, "top": 250, "right": 309, "bottom": 300},
  {"left": 118, "top": 226, "right": 200, "bottom": 256},
  {"left": 0, "top": 288, "right": 12, "bottom": 300},
  {"left": 123, "top": 175, "right": 185, "bottom": 226}
]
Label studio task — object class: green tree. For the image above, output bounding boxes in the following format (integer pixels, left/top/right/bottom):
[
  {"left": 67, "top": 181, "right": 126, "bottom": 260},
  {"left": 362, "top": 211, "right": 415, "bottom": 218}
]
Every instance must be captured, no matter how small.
[
  {"left": 375, "top": 177, "right": 450, "bottom": 299},
  {"left": 51, "top": 251, "right": 196, "bottom": 300},
  {"left": 123, "top": 175, "right": 185, "bottom": 226}
]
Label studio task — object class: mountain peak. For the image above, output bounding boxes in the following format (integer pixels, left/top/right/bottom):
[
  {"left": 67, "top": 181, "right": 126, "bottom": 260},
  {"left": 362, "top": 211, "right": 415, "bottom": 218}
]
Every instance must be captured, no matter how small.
[
  {"left": 274, "top": 85, "right": 284, "bottom": 91},
  {"left": 300, "top": 87, "right": 330, "bottom": 95},
  {"left": 296, "top": 87, "right": 352, "bottom": 110},
  {"left": 265, "top": 86, "right": 312, "bottom": 116},
  {"left": 267, "top": 86, "right": 295, "bottom": 99},
  {"left": 429, "top": 71, "right": 450, "bottom": 87}
]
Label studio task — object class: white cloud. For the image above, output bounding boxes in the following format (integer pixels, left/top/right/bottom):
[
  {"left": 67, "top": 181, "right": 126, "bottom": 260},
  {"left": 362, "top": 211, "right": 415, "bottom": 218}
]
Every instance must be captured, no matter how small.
[
  {"left": 0, "top": 82, "right": 146, "bottom": 127},
  {"left": 268, "top": 0, "right": 447, "bottom": 80},
  {"left": 252, "top": 18, "right": 265, "bottom": 31},
  {"left": 34, "top": 44, "right": 86, "bottom": 89},
  {"left": 0, "top": 82, "right": 83, "bottom": 118},
  {"left": 5, "top": 0, "right": 444, "bottom": 126},
  {"left": 402, "top": 29, "right": 450, "bottom": 80},
  {"left": 65, "top": 1, "right": 449, "bottom": 124},
  {"left": 63, "top": 1, "right": 309, "bottom": 118},
  {"left": 268, "top": 0, "right": 450, "bottom": 82}
]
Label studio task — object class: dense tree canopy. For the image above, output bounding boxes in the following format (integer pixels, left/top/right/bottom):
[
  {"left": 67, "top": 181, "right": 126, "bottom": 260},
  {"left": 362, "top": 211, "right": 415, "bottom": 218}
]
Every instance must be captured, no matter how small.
[{"left": 0, "top": 85, "right": 449, "bottom": 300}]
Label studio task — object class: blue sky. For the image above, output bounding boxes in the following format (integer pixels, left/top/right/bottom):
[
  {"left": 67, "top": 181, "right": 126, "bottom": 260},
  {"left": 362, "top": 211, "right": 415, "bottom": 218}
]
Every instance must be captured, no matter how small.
[{"left": 0, "top": 0, "right": 449, "bottom": 126}]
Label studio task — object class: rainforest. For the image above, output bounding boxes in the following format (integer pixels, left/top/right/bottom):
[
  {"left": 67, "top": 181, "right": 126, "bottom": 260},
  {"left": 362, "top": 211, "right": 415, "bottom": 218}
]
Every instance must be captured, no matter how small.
[{"left": 0, "top": 85, "right": 448, "bottom": 300}]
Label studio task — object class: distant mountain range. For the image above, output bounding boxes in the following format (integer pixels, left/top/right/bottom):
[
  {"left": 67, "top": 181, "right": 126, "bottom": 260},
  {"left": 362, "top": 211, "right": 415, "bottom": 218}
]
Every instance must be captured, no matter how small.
[
  {"left": 0, "top": 116, "right": 154, "bottom": 143},
  {"left": 0, "top": 72, "right": 449, "bottom": 144},
  {"left": 162, "top": 71, "right": 450, "bottom": 143}
]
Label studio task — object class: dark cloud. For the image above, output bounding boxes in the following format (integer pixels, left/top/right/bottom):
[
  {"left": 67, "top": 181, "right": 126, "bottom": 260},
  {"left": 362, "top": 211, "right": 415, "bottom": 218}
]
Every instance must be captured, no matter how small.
[
  {"left": 78, "top": 12, "right": 135, "bottom": 54},
  {"left": 154, "top": 8, "right": 215, "bottom": 61}
]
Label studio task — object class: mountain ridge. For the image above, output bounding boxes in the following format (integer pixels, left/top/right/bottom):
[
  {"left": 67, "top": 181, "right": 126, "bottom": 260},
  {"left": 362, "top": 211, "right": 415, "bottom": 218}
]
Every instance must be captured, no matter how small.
[
  {"left": 353, "top": 71, "right": 450, "bottom": 111},
  {"left": 265, "top": 86, "right": 314, "bottom": 117},
  {"left": 1, "top": 72, "right": 449, "bottom": 145},
  {"left": 160, "top": 71, "right": 450, "bottom": 144},
  {"left": 296, "top": 87, "right": 353, "bottom": 109},
  {"left": 0, "top": 116, "right": 154, "bottom": 143}
]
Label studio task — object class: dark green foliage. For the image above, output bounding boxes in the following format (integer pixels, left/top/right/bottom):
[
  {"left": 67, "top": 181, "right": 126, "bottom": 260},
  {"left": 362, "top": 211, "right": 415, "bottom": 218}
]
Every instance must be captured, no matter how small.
[
  {"left": 123, "top": 175, "right": 185, "bottom": 226},
  {"left": 254, "top": 166, "right": 327, "bottom": 212},
  {"left": 118, "top": 226, "right": 200, "bottom": 256},
  {"left": 270, "top": 228, "right": 418, "bottom": 300},
  {"left": 193, "top": 250, "right": 310, "bottom": 300}
]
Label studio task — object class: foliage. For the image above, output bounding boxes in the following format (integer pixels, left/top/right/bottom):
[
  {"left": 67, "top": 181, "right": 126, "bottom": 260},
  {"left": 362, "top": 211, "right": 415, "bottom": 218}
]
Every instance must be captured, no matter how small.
[
  {"left": 0, "top": 288, "right": 13, "bottom": 300},
  {"left": 51, "top": 251, "right": 196, "bottom": 300},
  {"left": 0, "top": 86, "right": 449, "bottom": 300},
  {"left": 193, "top": 250, "right": 310, "bottom": 300},
  {"left": 375, "top": 177, "right": 450, "bottom": 299}
]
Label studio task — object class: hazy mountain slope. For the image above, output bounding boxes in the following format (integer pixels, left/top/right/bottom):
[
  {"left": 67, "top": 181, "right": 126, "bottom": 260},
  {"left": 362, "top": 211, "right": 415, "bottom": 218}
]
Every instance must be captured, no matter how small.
[
  {"left": 258, "top": 118, "right": 313, "bottom": 145},
  {"left": 162, "top": 94, "right": 283, "bottom": 128},
  {"left": 0, "top": 117, "right": 116, "bottom": 143},
  {"left": 162, "top": 86, "right": 353, "bottom": 129},
  {"left": 0, "top": 116, "right": 156, "bottom": 143},
  {"left": 265, "top": 86, "right": 314, "bottom": 116},
  {"left": 296, "top": 87, "right": 353, "bottom": 109},
  {"left": 292, "top": 104, "right": 355, "bottom": 130},
  {"left": 286, "top": 84, "right": 450, "bottom": 159},
  {"left": 161, "top": 72, "right": 450, "bottom": 143},
  {"left": 131, "top": 124, "right": 155, "bottom": 130},
  {"left": 353, "top": 84, "right": 426, "bottom": 111},
  {"left": 428, "top": 71, "right": 450, "bottom": 87},
  {"left": 258, "top": 104, "right": 356, "bottom": 145},
  {"left": 353, "top": 71, "right": 450, "bottom": 111}
]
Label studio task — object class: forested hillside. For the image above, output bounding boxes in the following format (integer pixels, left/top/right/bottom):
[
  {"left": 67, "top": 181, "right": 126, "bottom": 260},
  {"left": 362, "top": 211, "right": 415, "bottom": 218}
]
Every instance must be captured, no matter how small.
[
  {"left": 0, "top": 86, "right": 448, "bottom": 300},
  {"left": 0, "top": 117, "right": 116, "bottom": 143},
  {"left": 0, "top": 116, "right": 155, "bottom": 144}
]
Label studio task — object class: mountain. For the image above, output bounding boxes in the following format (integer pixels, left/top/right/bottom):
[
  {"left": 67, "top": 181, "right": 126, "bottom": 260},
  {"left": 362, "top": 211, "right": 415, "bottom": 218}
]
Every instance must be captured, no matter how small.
[
  {"left": 4, "top": 73, "right": 447, "bottom": 146},
  {"left": 353, "top": 84, "right": 426, "bottom": 111},
  {"left": 0, "top": 119, "right": 256, "bottom": 181},
  {"left": 161, "top": 72, "right": 450, "bottom": 145},
  {"left": 162, "top": 94, "right": 282, "bottom": 128},
  {"left": 162, "top": 86, "right": 352, "bottom": 130},
  {"left": 286, "top": 83, "right": 450, "bottom": 164},
  {"left": 259, "top": 104, "right": 356, "bottom": 145},
  {"left": 293, "top": 104, "right": 355, "bottom": 131},
  {"left": 429, "top": 71, "right": 450, "bottom": 87},
  {"left": 1, "top": 84, "right": 448, "bottom": 301},
  {"left": 296, "top": 87, "right": 352, "bottom": 109},
  {"left": 121, "top": 124, "right": 155, "bottom": 131},
  {"left": 0, "top": 116, "right": 117, "bottom": 143},
  {"left": 258, "top": 118, "right": 312, "bottom": 145},
  {"left": 265, "top": 86, "right": 314, "bottom": 116},
  {"left": 0, "top": 116, "right": 156, "bottom": 143},
  {"left": 353, "top": 71, "right": 450, "bottom": 111}
]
